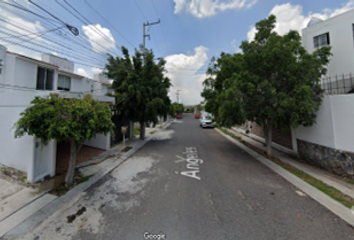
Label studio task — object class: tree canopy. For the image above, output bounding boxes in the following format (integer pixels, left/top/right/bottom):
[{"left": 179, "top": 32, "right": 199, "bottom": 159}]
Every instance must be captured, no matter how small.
[
  {"left": 105, "top": 47, "right": 172, "bottom": 139},
  {"left": 14, "top": 94, "right": 114, "bottom": 183},
  {"left": 202, "top": 15, "right": 332, "bottom": 157}
]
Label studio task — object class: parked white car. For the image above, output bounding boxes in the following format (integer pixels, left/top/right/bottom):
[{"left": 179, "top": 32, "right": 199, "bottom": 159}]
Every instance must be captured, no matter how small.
[{"left": 199, "top": 115, "right": 214, "bottom": 128}]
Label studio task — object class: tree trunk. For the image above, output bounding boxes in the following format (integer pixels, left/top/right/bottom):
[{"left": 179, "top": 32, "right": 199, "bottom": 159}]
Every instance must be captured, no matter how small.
[
  {"left": 65, "top": 140, "right": 81, "bottom": 184},
  {"left": 263, "top": 121, "right": 273, "bottom": 158},
  {"left": 129, "top": 121, "right": 134, "bottom": 139},
  {"left": 140, "top": 121, "right": 146, "bottom": 140}
]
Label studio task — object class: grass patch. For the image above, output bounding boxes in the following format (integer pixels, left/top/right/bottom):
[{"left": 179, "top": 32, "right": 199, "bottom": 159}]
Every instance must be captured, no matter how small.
[
  {"left": 345, "top": 179, "right": 354, "bottom": 185},
  {"left": 220, "top": 127, "right": 354, "bottom": 209},
  {"left": 149, "top": 130, "right": 156, "bottom": 135},
  {"left": 77, "top": 174, "right": 94, "bottom": 184},
  {"left": 281, "top": 164, "right": 354, "bottom": 208},
  {"left": 134, "top": 127, "right": 141, "bottom": 136},
  {"left": 124, "top": 146, "right": 132, "bottom": 152},
  {"left": 51, "top": 174, "right": 94, "bottom": 196}
]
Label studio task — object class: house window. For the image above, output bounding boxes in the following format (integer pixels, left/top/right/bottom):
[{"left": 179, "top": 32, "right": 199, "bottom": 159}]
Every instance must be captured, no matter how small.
[
  {"left": 57, "top": 75, "right": 71, "bottom": 91},
  {"left": 313, "top": 33, "right": 330, "bottom": 48},
  {"left": 36, "top": 67, "right": 54, "bottom": 90}
]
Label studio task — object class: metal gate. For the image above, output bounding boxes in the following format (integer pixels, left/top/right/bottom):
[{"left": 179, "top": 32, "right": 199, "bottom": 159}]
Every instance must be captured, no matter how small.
[{"left": 111, "top": 115, "right": 131, "bottom": 146}]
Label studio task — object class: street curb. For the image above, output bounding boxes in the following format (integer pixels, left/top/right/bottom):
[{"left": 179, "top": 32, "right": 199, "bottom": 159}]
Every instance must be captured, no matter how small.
[
  {"left": 215, "top": 128, "right": 354, "bottom": 228},
  {"left": 2, "top": 121, "right": 174, "bottom": 240}
]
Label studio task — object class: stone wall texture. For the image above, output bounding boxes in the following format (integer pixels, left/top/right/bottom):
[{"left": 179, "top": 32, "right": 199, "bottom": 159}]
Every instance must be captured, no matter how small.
[{"left": 297, "top": 139, "right": 354, "bottom": 177}]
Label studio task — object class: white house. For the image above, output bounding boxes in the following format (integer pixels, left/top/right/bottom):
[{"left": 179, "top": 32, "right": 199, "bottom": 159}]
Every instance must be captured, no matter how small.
[
  {"left": 302, "top": 9, "right": 354, "bottom": 94},
  {"left": 0, "top": 46, "right": 114, "bottom": 183},
  {"left": 296, "top": 12, "right": 354, "bottom": 176}
]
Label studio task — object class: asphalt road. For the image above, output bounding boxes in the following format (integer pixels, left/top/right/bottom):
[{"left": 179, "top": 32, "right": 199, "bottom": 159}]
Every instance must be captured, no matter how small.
[{"left": 24, "top": 113, "right": 354, "bottom": 240}]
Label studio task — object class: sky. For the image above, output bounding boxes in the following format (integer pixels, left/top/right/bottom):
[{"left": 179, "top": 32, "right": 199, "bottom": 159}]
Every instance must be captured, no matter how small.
[{"left": 0, "top": 0, "right": 353, "bottom": 104}]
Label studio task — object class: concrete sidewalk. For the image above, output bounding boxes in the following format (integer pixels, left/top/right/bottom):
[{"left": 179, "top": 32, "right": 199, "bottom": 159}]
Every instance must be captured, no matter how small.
[
  {"left": 228, "top": 127, "right": 354, "bottom": 200},
  {"left": 1, "top": 120, "right": 174, "bottom": 240}
]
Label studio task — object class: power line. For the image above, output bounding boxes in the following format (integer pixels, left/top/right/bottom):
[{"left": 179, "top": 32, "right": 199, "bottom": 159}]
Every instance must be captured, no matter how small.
[
  {"left": 1, "top": 0, "right": 63, "bottom": 24},
  {"left": 0, "top": 2, "right": 110, "bottom": 61},
  {"left": 10, "top": 0, "right": 116, "bottom": 56},
  {"left": 134, "top": 0, "right": 148, "bottom": 21},
  {"left": 28, "top": 0, "right": 79, "bottom": 36},
  {"left": 151, "top": 0, "right": 170, "bottom": 54},
  {"left": 0, "top": 25, "right": 106, "bottom": 65},
  {"left": 83, "top": 0, "right": 135, "bottom": 48},
  {"left": 0, "top": 26, "right": 65, "bottom": 40},
  {"left": 58, "top": 0, "right": 121, "bottom": 52}
]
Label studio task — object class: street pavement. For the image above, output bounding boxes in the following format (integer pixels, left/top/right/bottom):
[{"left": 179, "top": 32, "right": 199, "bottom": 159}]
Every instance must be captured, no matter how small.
[{"left": 21, "top": 114, "right": 354, "bottom": 240}]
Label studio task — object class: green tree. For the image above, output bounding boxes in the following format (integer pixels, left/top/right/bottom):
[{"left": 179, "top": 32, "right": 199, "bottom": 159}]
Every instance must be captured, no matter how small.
[
  {"left": 202, "top": 15, "right": 331, "bottom": 157},
  {"left": 13, "top": 94, "right": 114, "bottom": 184},
  {"left": 196, "top": 104, "right": 204, "bottom": 113},
  {"left": 172, "top": 102, "right": 183, "bottom": 114},
  {"left": 105, "top": 47, "right": 171, "bottom": 140}
]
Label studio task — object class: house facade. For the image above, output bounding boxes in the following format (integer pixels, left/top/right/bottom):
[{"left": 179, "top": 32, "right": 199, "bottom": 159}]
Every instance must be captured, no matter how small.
[
  {"left": 0, "top": 45, "right": 115, "bottom": 183},
  {"left": 302, "top": 9, "right": 354, "bottom": 94}
]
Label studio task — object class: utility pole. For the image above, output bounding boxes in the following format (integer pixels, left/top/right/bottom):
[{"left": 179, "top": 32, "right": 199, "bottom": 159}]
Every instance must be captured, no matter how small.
[
  {"left": 176, "top": 90, "right": 181, "bottom": 104},
  {"left": 143, "top": 19, "right": 160, "bottom": 64}
]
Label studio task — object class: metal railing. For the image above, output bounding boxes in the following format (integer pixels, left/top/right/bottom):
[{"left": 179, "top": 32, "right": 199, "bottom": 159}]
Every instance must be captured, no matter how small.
[{"left": 320, "top": 74, "right": 354, "bottom": 95}]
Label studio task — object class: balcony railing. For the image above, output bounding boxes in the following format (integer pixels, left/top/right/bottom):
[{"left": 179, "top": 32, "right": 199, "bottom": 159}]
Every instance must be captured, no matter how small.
[{"left": 320, "top": 74, "right": 354, "bottom": 95}]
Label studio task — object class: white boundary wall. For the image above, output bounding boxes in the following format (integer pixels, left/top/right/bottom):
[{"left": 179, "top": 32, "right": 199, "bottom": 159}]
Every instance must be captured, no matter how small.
[{"left": 295, "top": 94, "right": 354, "bottom": 153}]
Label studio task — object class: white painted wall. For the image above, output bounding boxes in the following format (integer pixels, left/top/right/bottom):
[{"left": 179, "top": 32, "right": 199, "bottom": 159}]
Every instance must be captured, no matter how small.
[
  {"left": 84, "top": 133, "right": 111, "bottom": 151},
  {"left": 42, "top": 53, "right": 74, "bottom": 73},
  {"left": 0, "top": 44, "right": 6, "bottom": 86},
  {"left": 0, "top": 106, "right": 34, "bottom": 173},
  {"left": 0, "top": 49, "right": 114, "bottom": 181},
  {"left": 15, "top": 58, "right": 38, "bottom": 89},
  {"left": 0, "top": 91, "right": 56, "bottom": 177},
  {"left": 331, "top": 95, "right": 354, "bottom": 151},
  {"left": 295, "top": 95, "right": 354, "bottom": 153},
  {"left": 302, "top": 9, "right": 354, "bottom": 76},
  {"left": 68, "top": 76, "right": 82, "bottom": 93},
  {"left": 94, "top": 73, "right": 110, "bottom": 84}
]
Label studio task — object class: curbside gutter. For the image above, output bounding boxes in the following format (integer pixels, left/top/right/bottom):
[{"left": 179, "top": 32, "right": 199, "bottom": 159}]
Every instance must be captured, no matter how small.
[
  {"left": 2, "top": 120, "right": 174, "bottom": 240},
  {"left": 215, "top": 128, "right": 354, "bottom": 228}
]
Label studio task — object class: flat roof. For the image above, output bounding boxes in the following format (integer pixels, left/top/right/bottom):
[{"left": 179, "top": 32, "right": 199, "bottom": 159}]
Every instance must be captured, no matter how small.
[
  {"left": 58, "top": 69, "right": 85, "bottom": 79},
  {"left": 7, "top": 51, "right": 59, "bottom": 68}
]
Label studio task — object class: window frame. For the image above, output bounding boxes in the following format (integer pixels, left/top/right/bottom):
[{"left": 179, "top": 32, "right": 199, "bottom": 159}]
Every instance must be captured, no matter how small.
[
  {"left": 57, "top": 74, "right": 71, "bottom": 91},
  {"left": 36, "top": 66, "right": 54, "bottom": 90},
  {"left": 313, "top": 32, "right": 330, "bottom": 49}
]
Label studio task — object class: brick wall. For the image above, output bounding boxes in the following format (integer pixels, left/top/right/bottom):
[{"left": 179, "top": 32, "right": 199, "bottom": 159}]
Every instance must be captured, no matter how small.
[
  {"left": 249, "top": 122, "right": 292, "bottom": 150},
  {"left": 56, "top": 142, "right": 104, "bottom": 174}
]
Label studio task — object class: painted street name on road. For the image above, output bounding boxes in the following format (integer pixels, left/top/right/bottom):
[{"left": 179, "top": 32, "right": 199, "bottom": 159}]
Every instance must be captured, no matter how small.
[{"left": 175, "top": 147, "right": 203, "bottom": 180}]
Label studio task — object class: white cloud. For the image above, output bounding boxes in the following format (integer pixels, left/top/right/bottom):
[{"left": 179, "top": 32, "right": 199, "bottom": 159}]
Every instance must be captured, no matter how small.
[
  {"left": 231, "top": 39, "right": 242, "bottom": 53},
  {"left": 165, "top": 46, "right": 209, "bottom": 104},
  {"left": 77, "top": 68, "right": 91, "bottom": 78},
  {"left": 91, "top": 67, "right": 102, "bottom": 74},
  {"left": 247, "top": 1, "right": 354, "bottom": 42},
  {"left": 82, "top": 24, "right": 116, "bottom": 53},
  {"left": 174, "top": 0, "right": 257, "bottom": 18}
]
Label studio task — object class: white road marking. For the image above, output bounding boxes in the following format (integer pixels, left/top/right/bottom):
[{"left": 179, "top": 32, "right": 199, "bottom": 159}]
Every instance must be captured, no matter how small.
[
  {"left": 295, "top": 190, "right": 306, "bottom": 197},
  {"left": 175, "top": 147, "right": 203, "bottom": 180}
]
